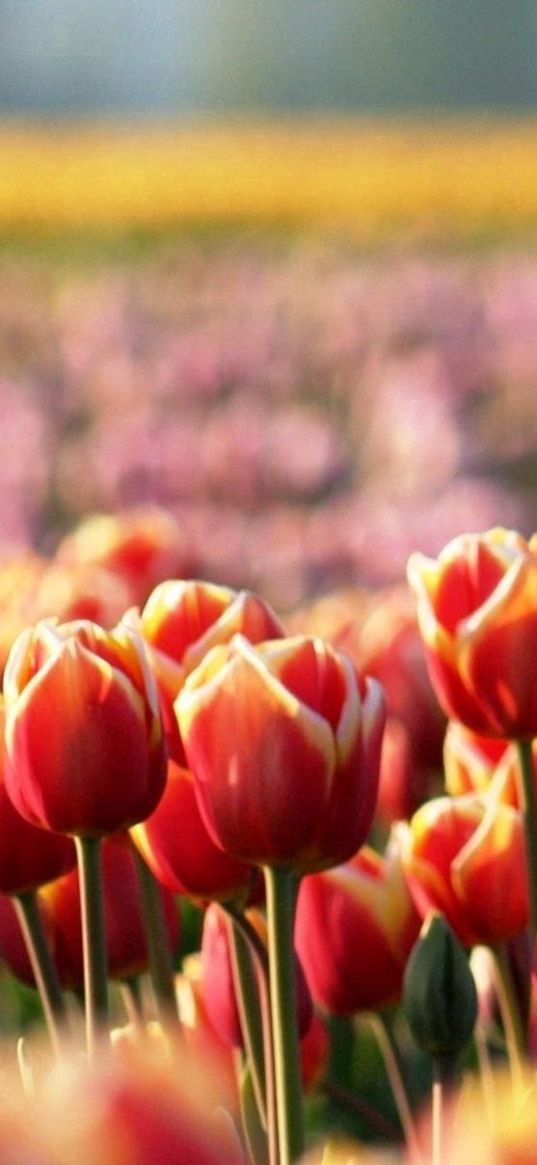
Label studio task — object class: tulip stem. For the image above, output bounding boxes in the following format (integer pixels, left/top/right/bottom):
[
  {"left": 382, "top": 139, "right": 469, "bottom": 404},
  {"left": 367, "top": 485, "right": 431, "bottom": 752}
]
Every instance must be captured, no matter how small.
[
  {"left": 134, "top": 850, "right": 180, "bottom": 1031},
  {"left": 365, "top": 1012, "right": 422, "bottom": 1161},
  {"left": 226, "top": 905, "right": 278, "bottom": 1165},
  {"left": 431, "top": 1056, "right": 457, "bottom": 1165},
  {"left": 491, "top": 944, "right": 527, "bottom": 1084},
  {"left": 14, "top": 890, "right": 67, "bottom": 1057},
  {"left": 516, "top": 738, "right": 537, "bottom": 946},
  {"left": 75, "top": 835, "right": 108, "bottom": 1056},
  {"left": 264, "top": 864, "right": 304, "bottom": 1165}
]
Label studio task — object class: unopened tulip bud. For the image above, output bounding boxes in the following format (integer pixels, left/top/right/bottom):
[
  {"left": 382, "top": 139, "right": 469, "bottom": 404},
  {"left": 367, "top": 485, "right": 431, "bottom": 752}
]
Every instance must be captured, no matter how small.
[{"left": 403, "top": 912, "right": 477, "bottom": 1062}]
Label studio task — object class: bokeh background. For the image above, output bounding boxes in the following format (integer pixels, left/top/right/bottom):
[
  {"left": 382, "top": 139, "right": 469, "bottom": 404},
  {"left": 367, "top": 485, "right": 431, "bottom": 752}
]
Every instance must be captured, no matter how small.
[{"left": 1, "top": 1, "right": 537, "bottom": 612}]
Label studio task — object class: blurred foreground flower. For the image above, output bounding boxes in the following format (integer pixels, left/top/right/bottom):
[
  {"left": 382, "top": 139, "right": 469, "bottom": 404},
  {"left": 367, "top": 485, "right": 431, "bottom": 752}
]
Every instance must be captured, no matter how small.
[{"left": 0, "top": 1033, "right": 245, "bottom": 1165}]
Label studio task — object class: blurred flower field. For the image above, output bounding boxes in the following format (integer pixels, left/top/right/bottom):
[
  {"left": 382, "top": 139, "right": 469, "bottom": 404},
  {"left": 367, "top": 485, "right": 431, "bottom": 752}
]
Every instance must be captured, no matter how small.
[
  {"left": 2, "top": 116, "right": 537, "bottom": 611},
  {"left": 1, "top": 220, "right": 537, "bottom": 611}
]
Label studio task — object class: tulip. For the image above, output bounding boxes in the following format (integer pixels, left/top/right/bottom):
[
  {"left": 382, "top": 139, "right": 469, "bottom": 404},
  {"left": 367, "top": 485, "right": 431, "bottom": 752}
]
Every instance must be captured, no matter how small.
[
  {"left": 140, "top": 578, "right": 285, "bottom": 763},
  {"left": 408, "top": 528, "right": 537, "bottom": 942},
  {"left": 295, "top": 828, "right": 421, "bottom": 1015},
  {"left": 3, "top": 617, "right": 166, "bottom": 837},
  {"left": 401, "top": 791, "right": 528, "bottom": 947},
  {"left": 407, "top": 528, "right": 537, "bottom": 740},
  {"left": 56, "top": 506, "right": 197, "bottom": 607},
  {"left": 403, "top": 911, "right": 477, "bottom": 1060},
  {"left": 178, "top": 632, "right": 384, "bottom": 1164},
  {"left": 176, "top": 633, "right": 385, "bottom": 874},
  {"left": 131, "top": 758, "right": 257, "bottom": 904}
]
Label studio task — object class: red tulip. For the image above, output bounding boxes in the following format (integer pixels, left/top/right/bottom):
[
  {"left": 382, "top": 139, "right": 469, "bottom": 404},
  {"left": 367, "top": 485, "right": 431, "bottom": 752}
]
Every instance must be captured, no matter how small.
[
  {"left": 408, "top": 528, "right": 537, "bottom": 738},
  {"left": 295, "top": 829, "right": 421, "bottom": 1014},
  {"left": 56, "top": 507, "right": 197, "bottom": 607},
  {"left": 131, "top": 758, "right": 257, "bottom": 904},
  {"left": 4, "top": 617, "right": 166, "bottom": 837},
  {"left": 140, "top": 579, "right": 285, "bottom": 763},
  {"left": 401, "top": 791, "right": 528, "bottom": 947},
  {"left": 177, "top": 634, "right": 385, "bottom": 874}
]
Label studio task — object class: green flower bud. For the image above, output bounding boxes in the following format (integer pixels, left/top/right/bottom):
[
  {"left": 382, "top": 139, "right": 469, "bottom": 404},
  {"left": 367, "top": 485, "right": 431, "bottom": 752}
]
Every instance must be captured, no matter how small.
[{"left": 403, "top": 911, "right": 477, "bottom": 1059}]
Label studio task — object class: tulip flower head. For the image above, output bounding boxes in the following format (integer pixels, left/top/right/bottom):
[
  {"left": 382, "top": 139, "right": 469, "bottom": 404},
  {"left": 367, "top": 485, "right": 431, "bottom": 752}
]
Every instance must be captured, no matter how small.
[
  {"left": 408, "top": 528, "right": 537, "bottom": 738},
  {"left": 3, "top": 617, "right": 166, "bottom": 837},
  {"left": 140, "top": 579, "right": 285, "bottom": 762},
  {"left": 401, "top": 790, "right": 529, "bottom": 947},
  {"left": 295, "top": 828, "right": 421, "bottom": 1015},
  {"left": 177, "top": 633, "right": 385, "bottom": 874}
]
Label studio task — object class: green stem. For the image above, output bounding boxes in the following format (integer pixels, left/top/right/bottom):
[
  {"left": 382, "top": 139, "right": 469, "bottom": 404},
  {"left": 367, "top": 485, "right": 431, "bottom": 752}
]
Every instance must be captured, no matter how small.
[
  {"left": 491, "top": 943, "right": 527, "bottom": 1083},
  {"left": 431, "top": 1056, "right": 457, "bottom": 1165},
  {"left": 263, "top": 864, "right": 304, "bottom": 1165},
  {"left": 133, "top": 850, "right": 180, "bottom": 1030},
  {"left": 225, "top": 905, "right": 278, "bottom": 1165},
  {"left": 227, "top": 913, "right": 267, "bottom": 1124},
  {"left": 516, "top": 738, "right": 537, "bottom": 945},
  {"left": 14, "top": 890, "right": 67, "bottom": 1056},
  {"left": 75, "top": 834, "right": 108, "bottom": 1055},
  {"left": 365, "top": 1012, "right": 422, "bottom": 1161}
]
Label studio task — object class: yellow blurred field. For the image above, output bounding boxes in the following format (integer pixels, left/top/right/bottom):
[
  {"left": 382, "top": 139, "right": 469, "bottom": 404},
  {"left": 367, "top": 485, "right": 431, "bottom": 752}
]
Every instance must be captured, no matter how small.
[{"left": 1, "top": 116, "right": 537, "bottom": 239}]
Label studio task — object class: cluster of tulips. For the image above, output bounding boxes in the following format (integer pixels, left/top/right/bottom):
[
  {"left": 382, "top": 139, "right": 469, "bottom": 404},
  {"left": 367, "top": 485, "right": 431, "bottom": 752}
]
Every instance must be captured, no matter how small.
[{"left": 2, "top": 514, "right": 537, "bottom": 1163}]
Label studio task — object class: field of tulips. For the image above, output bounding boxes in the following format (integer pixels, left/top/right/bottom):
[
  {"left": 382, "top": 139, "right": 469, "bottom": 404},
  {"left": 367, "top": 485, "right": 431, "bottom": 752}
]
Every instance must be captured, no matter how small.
[
  {"left": 2, "top": 236, "right": 537, "bottom": 613},
  {"left": 2, "top": 160, "right": 537, "bottom": 1160}
]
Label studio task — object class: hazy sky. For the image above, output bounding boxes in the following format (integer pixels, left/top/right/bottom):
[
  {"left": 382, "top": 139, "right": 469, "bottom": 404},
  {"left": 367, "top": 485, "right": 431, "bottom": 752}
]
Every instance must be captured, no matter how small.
[{"left": 0, "top": 1, "right": 536, "bottom": 114}]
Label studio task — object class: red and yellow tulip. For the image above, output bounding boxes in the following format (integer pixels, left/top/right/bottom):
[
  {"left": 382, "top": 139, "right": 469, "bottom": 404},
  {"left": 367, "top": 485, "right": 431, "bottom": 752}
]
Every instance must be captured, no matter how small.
[
  {"left": 176, "top": 633, "right": 385, "bottom": 874},
  {"left": 3, "top": 617, "right": 166, "bottom": 837},
  {"left": 408, "top": 528, "right": 537, "bottom": 739}
]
